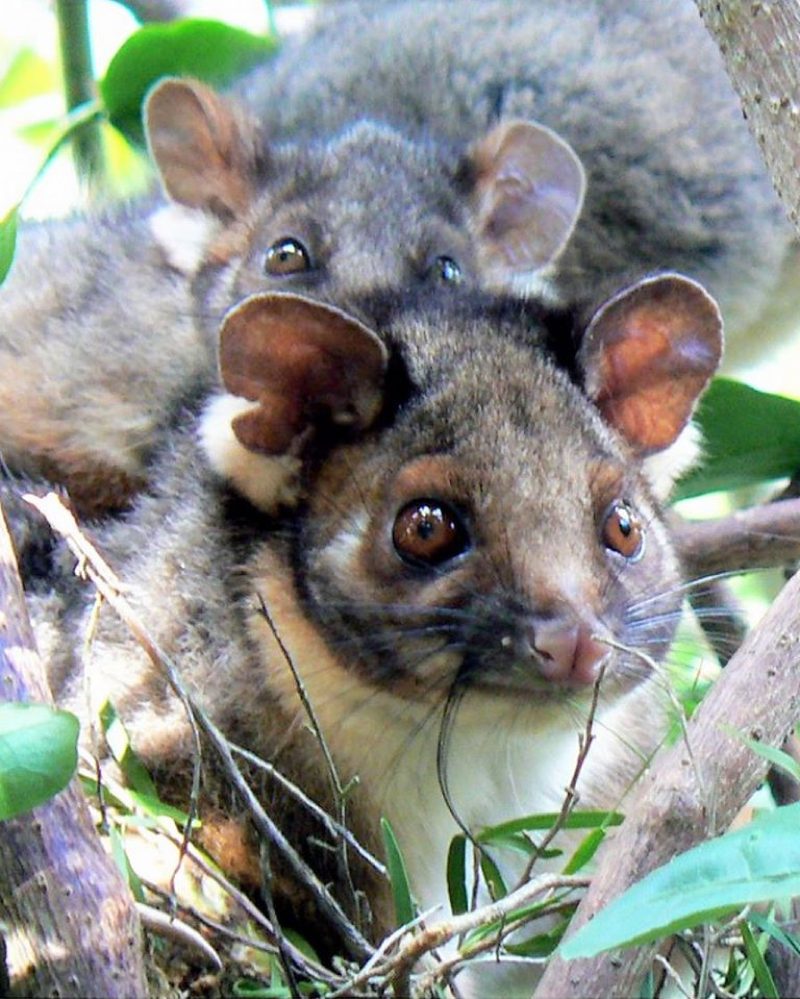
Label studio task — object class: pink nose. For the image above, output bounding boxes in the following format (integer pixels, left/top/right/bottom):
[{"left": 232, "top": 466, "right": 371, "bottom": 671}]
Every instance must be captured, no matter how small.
[{"left": 529, "top": 619, "right": 609, "bottom": 685}]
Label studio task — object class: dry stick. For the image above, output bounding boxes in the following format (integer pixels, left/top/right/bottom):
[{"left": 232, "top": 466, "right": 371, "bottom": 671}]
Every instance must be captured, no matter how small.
[
  {"left": 0, "top": 499, "right": 148, "bottom": 998},
  {"left": 26, "top": 493, "right": 374, "bottom": 969},
  {"left": 136, "top": 902, "right": 222, "bottom": 970},
  {"left": 257, "top": 595, "right": 367, "bottom": 927},
  {"left": 328, "top": 873, "right": 589, "bottom": 999},
  {"left": 535, "top": 566, "right": 800, "bottom": 998},
  {"left": 231, "top": 740, "right": 386, "bottom": 875}
]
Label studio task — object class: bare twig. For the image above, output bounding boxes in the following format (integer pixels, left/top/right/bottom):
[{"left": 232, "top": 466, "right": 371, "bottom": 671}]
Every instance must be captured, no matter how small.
[{"left": 137, "top": 902, "right": 222, "bottom": 969}]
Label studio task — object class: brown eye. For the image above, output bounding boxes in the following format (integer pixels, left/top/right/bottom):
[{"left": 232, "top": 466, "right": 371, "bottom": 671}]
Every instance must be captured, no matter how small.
[
  {"left": 428, "top": 255, "right": 462, "bottom": 284},
  {"left": 602, "top": 501, "right": 645, "bottom": 561},
  {"left": 392, "top": 500, "right": 469, "bottom": 567},
  {"left": 264, "top": 237, "right": 311, "bottom": 275}
]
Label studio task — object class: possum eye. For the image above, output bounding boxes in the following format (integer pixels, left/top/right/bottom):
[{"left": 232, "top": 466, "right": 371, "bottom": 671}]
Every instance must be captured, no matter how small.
[
  {"left": 264, "top": 237, "right": 311, "bottom": 275},
  {"left": 602, "top": 501, "right": 645, "bottom": 561},
  {"left": 393, "top": 499, "right": 469, "bottom": 567},
  {"left": 428, "top": 255, "right": 462, "bottom": 284}
]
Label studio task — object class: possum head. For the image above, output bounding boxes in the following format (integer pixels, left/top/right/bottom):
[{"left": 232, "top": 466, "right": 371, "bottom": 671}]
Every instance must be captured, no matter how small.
[
  {"left": 145, "top": 77, "right": 585, "bottom": 323},
  {"left": 201, "top": 274, "right": 721, "bottom": 706}
]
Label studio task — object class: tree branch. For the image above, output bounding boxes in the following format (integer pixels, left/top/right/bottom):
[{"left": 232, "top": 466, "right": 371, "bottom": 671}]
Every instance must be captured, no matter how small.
[
  {"left": 0, "top": 499, "right": 147, "bottom": 998},
  {"left": 535, "top": 565, "right": 800, "bottom": 997},
  {"left": 693, "top": 0, "right": 800, "bottom": 232}
]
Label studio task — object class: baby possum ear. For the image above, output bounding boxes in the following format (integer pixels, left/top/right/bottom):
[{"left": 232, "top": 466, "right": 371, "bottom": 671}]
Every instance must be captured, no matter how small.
[
  {"left": 200, "top": 293, "right": 388, "bottom": 511},
  {"left": 579, "top": 273, "right": 723, "bottom": 498},
  {"left": 467, "top": 118, "right": 585, "bottom": 291},
  {"left": 145, "top": 76, "right": 258, "bottom": 218},
  {"left": 145, "top": 77, "right": 259, "bottom": 272}
]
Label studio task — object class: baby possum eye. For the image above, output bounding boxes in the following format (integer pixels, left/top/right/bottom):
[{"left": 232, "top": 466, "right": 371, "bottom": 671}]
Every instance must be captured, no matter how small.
[
  {"left": 602, "top": 500, "right": 645, "bottom": 561},
  {"left": 264, "top": 237, "right": 312, "bottom": 275},
  {"left": 392, "top": 499, "right": 470, "bottom": 567},
  {"left": 427, "top": 255, "right": 462, "bottom": 284}
]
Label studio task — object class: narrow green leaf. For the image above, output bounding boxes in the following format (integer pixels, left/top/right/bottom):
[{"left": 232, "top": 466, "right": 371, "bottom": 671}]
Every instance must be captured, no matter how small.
[
  {"left": 504, "top": 916, "right": 571, "bottom": 957},
  {"left": 478, "top": 809, "right": 622, "bottom": 843},
  {"left": 0, "top": 702, "right": 79, "bottom": 819},
  {"left": 381, "top": 817, "right": 415, "bottom": 927},
  {"left": 728, "top": 728, "right": 800, "bottom": 785},
  {"left": 0, "top": 49, "right": 57, "bottom": 108},
  {"left": 100, "top": 19, "right": 278, "bottom": 144},
  {"left": 676, "top": 378, "right": 800, "bottom": 499},
  {"left": 446, "top": 834, "right": 468, "bottom": 916},
  {"left": 108, "top": 824, "right": 145, "bottom": 902},
  {"left": 561, "top": 802, "right": 800, "bottom": 960},
  {"left": 99, "top": 700, "right": 159, "bottom": 798},
  {"left": 479, "top": 851, "right": 507, "bottom": 900},
  {"left": 562, "top": 827, "right": 606, "bottom": 875},
  {"left": 741, "top": 919, "right": 779, "bottom": 999},
  {"left": 0, "top": 205, "right": 18, "bottom": 286},
  {"left": 749, "top": 910, "right": 800, "bottom": 958}
]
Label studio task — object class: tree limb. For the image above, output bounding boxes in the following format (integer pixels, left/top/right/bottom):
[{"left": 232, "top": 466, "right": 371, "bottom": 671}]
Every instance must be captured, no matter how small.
[
  {"left": 534, "top": 565, "right": 800, "bottom": 997},
  {"left": 693, "top": 0, "right": 800, "bottom": 232},
  {"left": 0, "top": 499, "right": 148, "bottom": 998}
]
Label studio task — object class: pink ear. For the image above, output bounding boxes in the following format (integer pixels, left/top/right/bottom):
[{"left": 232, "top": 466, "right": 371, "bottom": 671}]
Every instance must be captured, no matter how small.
[
  {"left": 580, "top": 274, "right": 723, "bottom": 454},
  {"left": 469, "top": 118, "right": 585, "bottom": 284},
  {"left": 145, "top": 77, "right": 257, "bottom": 217},
  {"left": 218, "top": 293, "right": 388, "bottom": 455}
]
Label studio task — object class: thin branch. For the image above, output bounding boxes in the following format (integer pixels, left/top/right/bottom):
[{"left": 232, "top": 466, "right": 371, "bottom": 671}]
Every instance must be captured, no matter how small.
[
  {"left": 673, "top": 497, "right": 800, "bottom": 579},
  {"left": 55, "top": 0, "right": 105, "bottom": 184}
]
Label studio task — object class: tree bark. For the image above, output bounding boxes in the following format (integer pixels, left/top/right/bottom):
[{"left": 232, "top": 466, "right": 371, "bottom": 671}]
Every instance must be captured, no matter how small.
[
  {"left": 535, "top": 565, "right": 800, "bottom": 998},
  {"left": 0, "top": 502, "right": 148, "bottom": 998},
  {"left": 694, "top": 0, "right": 800, "bottom": 231}
]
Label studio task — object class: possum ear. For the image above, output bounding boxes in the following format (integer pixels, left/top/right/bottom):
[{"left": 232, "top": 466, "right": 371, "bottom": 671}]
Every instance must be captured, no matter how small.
[
  {"left": 145, "top": 76, "right": 258, "bottom": 218},
  {"left": 580, "top": 274, "right": 723, "bottom": 458},
  {"left": 468, "top": 118, "right": 585, "bottom": 288},
  {"left": 200, "top": 293, "right": 388, "bottom": 511}
]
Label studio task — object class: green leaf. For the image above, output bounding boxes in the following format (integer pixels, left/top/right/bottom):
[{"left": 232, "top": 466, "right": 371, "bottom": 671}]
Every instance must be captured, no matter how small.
[
  {"left": 0, "top": 702, "right": 79, "bottom": 819},
  {"left": 108, "top": 824, "right": 145, "bottom": 902},
  {"left": 99, "top": 700, "right": 159, "bottom": 798},
  {"left": 504, "top": 916, "right": 572, "bottom": 957},
  {"left": 561, "top": 802, "right": 800, "bottom": 960},
  {"left": 676, "top": 378, "right": 800, "bottom": 499},
  {"left": 748, "top": 909, "right": 800, "bottom": 957},
  {"left": 728, "top": 729, "right": 800, "bottom": 785},
  {"left": 381, "top": 817, "right": 415, "bottom": 927},
  {"left": 741, "top": 919, "right": 779, "bottom": 999},
  {"left": 562, "top": 827, "right": 606, "bottom": 875},
  {"left": 0, "top": 49, "right": 57, "bottom": 108},
  {"left": 100, "top": 19, "right": 278, "bottom": 144},
  {"left": 0, "top": 205, "right": 18, "bottom": 286},
  {"left": 447, "top": 834, "right": 469, "bottom": 915},
  {"left": 477, "top": 809, "right": 622, "bottom": 843},
  {"left": 479, "top": 850, "right": 508, "bottom": 900}
]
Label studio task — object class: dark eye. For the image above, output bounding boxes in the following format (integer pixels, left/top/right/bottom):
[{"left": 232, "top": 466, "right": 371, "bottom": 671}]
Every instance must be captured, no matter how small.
[
  {"left": 602, "top": 501, "right": 645, "bottom": 561},
  {"left": 428, "top": 255, "right": 462, "bottom": 284},
  {"left": 264, "top": 237, "right": 311, "bottom": 276},
  {"left": 392, "top": 499, "right": 469, "bottom": 567}
]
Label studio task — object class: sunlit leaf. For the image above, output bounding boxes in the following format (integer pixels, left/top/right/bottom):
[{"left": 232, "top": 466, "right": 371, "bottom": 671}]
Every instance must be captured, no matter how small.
[
  {"left": 381, "top": 817, "right": 415, "bottom": 927},
  {"left": 0, "top": 204, "right": 18, "bottom": 285},
  {"left": 478, "top": 809, "right": 622, "bottom": 843},
  {"left": 0, "top": 49, "right": 57, "bottom": 108},
  {"left": 0, "top": 702, "right": 79, "bottom": 819},
  {"left": 561, "top": 803, "right": 800, "bottom": 960},
  {"left": 676, "top": 378, "right": 800, "bottom": 499},
  {"left": 100, "top": 19, "right": 277, "bottom": 144}
]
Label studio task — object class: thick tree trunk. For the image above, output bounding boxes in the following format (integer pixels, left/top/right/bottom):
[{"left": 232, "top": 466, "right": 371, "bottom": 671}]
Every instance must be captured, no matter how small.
[{"left": 0, "top": 502, "right": 148, "bottom": 998}]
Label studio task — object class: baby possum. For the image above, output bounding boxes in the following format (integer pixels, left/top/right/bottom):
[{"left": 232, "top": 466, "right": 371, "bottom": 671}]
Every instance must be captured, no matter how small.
[
  {"left": 0, "top": 76, "right": 583, "bottom": 514},
  {"left": 30, "top": 273, "right": 722, "bottom": 995}
]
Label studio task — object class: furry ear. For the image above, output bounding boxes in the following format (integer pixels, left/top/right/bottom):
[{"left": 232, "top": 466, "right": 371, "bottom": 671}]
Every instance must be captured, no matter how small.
[
  {"left": 145, "top": 76, "right": 258, "bottom": 218},
  {"left": 468, "top": 118, "right": 585, "bottom": 288},
  {"left": 580, "top": 274, "right": 723, "bottom": 455},
  {"left": 201, "top": 293, "right": 388, "bottom": 511}
]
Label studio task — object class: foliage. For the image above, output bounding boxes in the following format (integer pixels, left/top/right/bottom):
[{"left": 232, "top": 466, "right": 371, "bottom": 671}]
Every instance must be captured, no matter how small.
[{"left": 0, "top": 701, "right": 79, "bottom": 819}]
